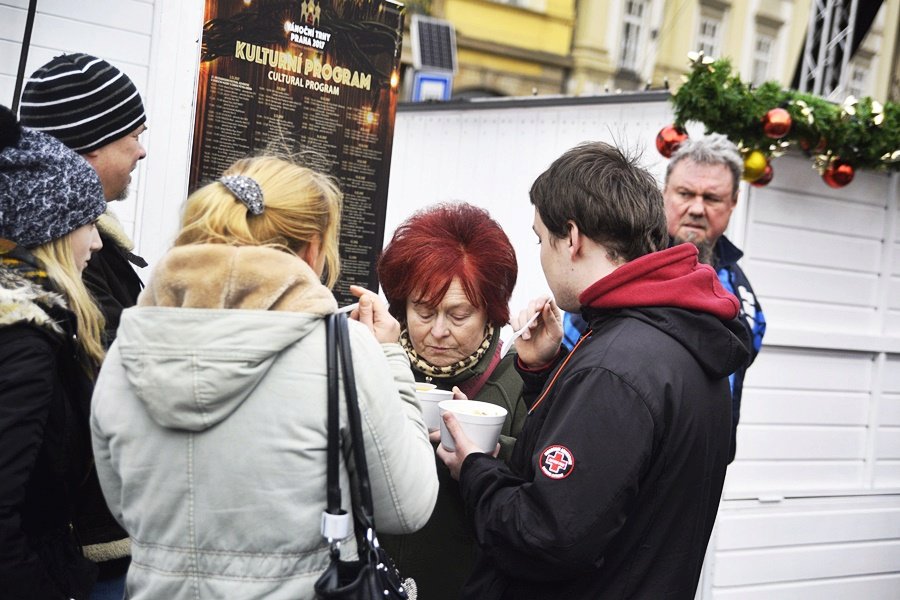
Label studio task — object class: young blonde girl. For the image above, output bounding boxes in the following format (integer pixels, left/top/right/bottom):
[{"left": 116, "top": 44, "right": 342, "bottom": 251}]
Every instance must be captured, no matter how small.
[{"left": 0, "top": 109, "right": 106, "bottom": 599}]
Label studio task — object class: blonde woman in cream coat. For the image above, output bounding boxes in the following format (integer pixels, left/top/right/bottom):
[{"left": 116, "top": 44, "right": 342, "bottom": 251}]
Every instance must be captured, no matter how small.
[{"left": 90, "top": 156, "right": 438, "bottom": 600}]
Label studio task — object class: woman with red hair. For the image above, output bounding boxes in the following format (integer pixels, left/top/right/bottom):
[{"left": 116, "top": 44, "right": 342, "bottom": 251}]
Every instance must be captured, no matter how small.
[{"left": 378, "top": 202, "right": 526, "bottom": 600}]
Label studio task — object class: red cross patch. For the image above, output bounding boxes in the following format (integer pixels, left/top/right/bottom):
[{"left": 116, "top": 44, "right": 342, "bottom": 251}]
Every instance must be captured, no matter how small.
[{"left": 539, "top": 445, "right": 574, "bottom": 480}]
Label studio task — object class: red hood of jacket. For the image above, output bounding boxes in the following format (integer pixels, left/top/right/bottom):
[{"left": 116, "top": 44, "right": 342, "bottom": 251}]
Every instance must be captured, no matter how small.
[{"left": 579, "top": 243, "right": 739, "bottom": 320}]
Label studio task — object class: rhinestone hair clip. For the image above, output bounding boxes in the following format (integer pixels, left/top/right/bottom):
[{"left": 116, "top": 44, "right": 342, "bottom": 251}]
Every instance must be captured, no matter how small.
[{"left": 220, "top": 175, "right": 264, "bottom": 215}]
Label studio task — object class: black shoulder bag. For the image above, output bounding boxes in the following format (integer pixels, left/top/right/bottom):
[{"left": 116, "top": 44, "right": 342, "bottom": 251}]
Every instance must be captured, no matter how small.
[{"left": 314, "top": 313, "right": 411, "bottom": 600}]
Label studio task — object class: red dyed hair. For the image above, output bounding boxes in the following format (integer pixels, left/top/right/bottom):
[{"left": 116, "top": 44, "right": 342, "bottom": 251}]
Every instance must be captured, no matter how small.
[{"left": 377, "top": 203, "right": 517, "bottom": 327}]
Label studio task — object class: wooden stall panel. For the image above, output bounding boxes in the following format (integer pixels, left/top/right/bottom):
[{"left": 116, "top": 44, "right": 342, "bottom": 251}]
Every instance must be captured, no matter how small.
[
  {"left": 710, "top": 496, "right": 900, "bottom": 598},
  {"left": 716, "top": 505, "right": 900, "bottom": 550},
  {"left": 881, "top": 394, "right": 900, "bottom": 425},
  {"left": 743, "top": 347, "right": 873, "bottom": 392},
  {"left": 725, "top": 461, "right": 865, "bottom": 493},
  {"left": 736, "top": 425, "right": 866, "bottom": 460},
  {"left": 749, "top": 188, "right": 885, "bottom": 238},
  {"left": 877, "top": 428, "right": 900, "bottom": 459},
  {"left": 729, "top": 348, "right": 873, "bottom": 493},
  {"left": 758, "top": 299, "right": 880, "bottom": 336},
  {"left": 745, "top": 261, "right": 878, "bottom": 308},
  {"left": 714, "top": 540, "right": 900, "bottom": 587},
  {"left": 754, "top": 155, "right": 890, "bottom": 209},
  {"left": 712, "top": 574, "right": 900, "bottom": 600},
  {"left": 740, "top": 389, "right": 868, "bottom": 426},
  {"left": 875, "top": 462, "right": 900, "bottom": 488},
  {"left": 882, "top": 357, "right": 900, "bottom": 393},
  {"left": 876, "top": 392, "right": 900, "bottom": 487},
  {"left": 877, "top": 375, "right": 900, "bottom": 488},
  {"left": 889, "top": 244, "right": 900, "bottom": 334},
  {"left": 748, "top": 223, "right": 881, "bottom": 273}
]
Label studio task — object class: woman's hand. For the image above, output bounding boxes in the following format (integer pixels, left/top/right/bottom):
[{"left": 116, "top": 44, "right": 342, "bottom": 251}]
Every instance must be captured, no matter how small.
[
  {"left": 428, "top": 387, "right": 466, "bottom": 443},
  {"left": 511, "top": 296, "right": 562, "bottom": 368},
  {"left": 348, "top": 285, "right": 401, "bottom": 344}
]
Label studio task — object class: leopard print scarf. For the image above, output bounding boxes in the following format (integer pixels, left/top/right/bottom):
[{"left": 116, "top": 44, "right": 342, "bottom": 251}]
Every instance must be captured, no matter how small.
[{"left": 400, "top": 323, "right": 495, "bottom": 379}]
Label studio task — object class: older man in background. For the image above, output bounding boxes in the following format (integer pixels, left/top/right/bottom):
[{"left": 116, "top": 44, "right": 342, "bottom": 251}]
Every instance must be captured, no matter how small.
[
  {"left": 20, "top": 52, "right": 148, "bottom": 347},
  {"left": 663, "top": 133, "right": 766, "bottom": 463}
]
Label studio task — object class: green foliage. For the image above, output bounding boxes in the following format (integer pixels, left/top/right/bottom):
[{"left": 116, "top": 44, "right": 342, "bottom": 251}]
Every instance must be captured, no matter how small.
[{"left": 671, "top": 57, "right": 900, "bottom": 173}]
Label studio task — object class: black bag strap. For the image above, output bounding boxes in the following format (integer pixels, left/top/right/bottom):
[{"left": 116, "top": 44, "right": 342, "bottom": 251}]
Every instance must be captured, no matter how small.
[
  {"left": 321, "top": 313, "right": 376, "bottom": 549},
  {"left": 335, "top": 313, "right": 376, "bottom": 528},
  {"left": 324, "top": 313, "right": 342, "bottom": 516}
]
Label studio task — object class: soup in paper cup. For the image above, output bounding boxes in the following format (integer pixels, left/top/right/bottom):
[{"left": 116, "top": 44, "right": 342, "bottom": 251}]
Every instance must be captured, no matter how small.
[
  {"left": 416, "top": 388, "right": 453, "bottom": 431},
  {"left": 438, "top": 400, "right": 507, "bottom": 452}
]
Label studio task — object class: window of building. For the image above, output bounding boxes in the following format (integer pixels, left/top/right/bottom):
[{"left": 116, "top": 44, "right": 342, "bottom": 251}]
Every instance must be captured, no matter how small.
[
  {"left": 620, "top": 0, "right": 648, "bottom": 72},
  {"left": 697, "top": 12, "right": 722, "bottom": 58},
  {"left": 752, "top": 32, "right": 775, "bottom": 86},
  {"left": 846, "top": 61, "right": 869, "bottom": 99}
]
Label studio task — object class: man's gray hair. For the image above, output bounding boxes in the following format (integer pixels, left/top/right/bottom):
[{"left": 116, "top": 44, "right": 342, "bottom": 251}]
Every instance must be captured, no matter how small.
[{"left": 665, "top": 133, "right": 743, "bottom": 197}]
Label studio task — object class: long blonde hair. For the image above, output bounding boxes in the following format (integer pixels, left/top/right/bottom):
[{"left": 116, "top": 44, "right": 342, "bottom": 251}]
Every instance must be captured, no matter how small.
[
  {"left": 175, "top": 156, "right": 343, "bottom": 288},
  {"left": 32, "top": 235, "right": 106, "bottom": 369}
]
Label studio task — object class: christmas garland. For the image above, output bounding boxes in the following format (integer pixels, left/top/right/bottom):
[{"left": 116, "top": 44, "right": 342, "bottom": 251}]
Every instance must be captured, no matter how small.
[{"left": 657, "top": 53, "right": 900, "bottom": 188}]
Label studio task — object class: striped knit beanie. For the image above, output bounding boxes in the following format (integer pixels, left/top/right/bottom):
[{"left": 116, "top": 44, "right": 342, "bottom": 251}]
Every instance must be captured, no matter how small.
[
  {"left": 0, "top": 105, "right": 106, "bottom": 248},
  {"left": 19, "top": 53, "right": 146, "bottom": 153}
]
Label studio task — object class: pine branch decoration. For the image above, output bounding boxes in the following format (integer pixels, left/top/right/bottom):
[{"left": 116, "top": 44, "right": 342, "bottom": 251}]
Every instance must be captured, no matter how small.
[{"left": 671, "top": 55, "right": 900, "bottom": 173}]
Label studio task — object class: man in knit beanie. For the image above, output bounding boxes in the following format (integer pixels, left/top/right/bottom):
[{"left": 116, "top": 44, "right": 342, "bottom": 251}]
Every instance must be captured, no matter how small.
[
  {"left": 20, "top": 52, "right": 148, "bottom": 346},
  {"left": 19, "top": 53, "right": 145, "bottom": 600}
]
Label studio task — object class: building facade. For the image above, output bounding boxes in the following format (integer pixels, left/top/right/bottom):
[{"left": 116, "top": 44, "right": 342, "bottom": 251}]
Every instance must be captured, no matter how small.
[
  {"left": 407, "top": 0, "right": 900, "bottom": 103},
  {"left": 401, "top": 0, "right": 576, "bottom": 97}
]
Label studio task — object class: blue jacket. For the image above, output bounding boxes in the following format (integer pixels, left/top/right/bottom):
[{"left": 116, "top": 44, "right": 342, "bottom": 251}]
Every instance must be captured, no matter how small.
[{"left": 714, "top": 236, "right": 765, "bottom": 462}]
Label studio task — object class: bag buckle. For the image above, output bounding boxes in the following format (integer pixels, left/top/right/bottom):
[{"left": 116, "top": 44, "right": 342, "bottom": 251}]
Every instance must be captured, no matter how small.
[{"left": 321, "top": 510, "right": 351, "bottom": 556}]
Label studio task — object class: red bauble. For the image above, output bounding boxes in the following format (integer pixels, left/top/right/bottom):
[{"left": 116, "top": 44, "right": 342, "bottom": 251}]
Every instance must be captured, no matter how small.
[
  {"left": 822, "top": 159, "right": 855, "bottom": 188},
  {"left": 751, "top": 163, "right": 773, "bottom": 187},
  {"left": 762, "top": 108, "right": 792, "bottom": 139},
  {"left": 656, "top": 125, "right": 688, "bottom": 158}
]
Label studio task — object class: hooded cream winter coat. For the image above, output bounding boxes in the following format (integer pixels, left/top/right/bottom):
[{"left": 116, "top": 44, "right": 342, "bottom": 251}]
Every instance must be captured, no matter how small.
[{"left": 90, "top": 245, "right": 438, "bottom": 600}]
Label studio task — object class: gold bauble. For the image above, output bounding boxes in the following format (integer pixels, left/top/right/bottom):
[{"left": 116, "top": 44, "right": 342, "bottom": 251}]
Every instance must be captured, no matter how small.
[{"left": 743, "top": 150, "right": 767, "bottom": 181}]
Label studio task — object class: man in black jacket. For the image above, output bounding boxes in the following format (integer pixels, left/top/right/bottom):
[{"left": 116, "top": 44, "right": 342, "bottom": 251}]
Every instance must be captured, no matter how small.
[
  {"left": 438, "top": 142, "right": 750, "bottom": 599},
  {"left": 20, "top": 52, "right": 148, "bottom": 347},
  {"left": 18, "top": 52, "right": 147, "bottom": 597}
]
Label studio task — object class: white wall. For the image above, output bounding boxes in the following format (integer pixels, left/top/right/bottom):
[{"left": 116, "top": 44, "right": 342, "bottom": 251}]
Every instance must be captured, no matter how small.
[
  {"left": 386, "top": 97, "right": 675, "bottom": 314},
  {"left": 0, "top": 0, "right": 156, "bottom": 253},
  {"left": 0, "top": 0, "right": 202, "bottom": 272}
]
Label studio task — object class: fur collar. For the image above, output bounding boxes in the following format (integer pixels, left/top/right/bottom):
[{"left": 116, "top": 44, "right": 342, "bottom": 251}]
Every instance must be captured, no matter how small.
[
  {"left": 140, "top": 244, "right": 338, "bottom": 315},
  {"left": 97, "top": 210, "right": 135, "bottom": 252},
  {"left": 0, "top": 264, "right": 66, "bottom": 334}
]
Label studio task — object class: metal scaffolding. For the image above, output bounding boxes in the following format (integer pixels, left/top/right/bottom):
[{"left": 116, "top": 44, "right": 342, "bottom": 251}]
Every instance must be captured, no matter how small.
[{"left": 799, "top": 0, "right": 859, "bottom": 99}]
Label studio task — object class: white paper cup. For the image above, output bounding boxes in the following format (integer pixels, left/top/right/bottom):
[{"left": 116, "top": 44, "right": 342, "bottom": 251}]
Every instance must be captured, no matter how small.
[
  {"left": 414, "top": 382, "right": 437, "bottom": 392},
  {"left": 416, "top": 388, "right": 453, "bottom": 431},
  {"left": 438, "top": 400, "right": 508, "bottom": 452}
]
